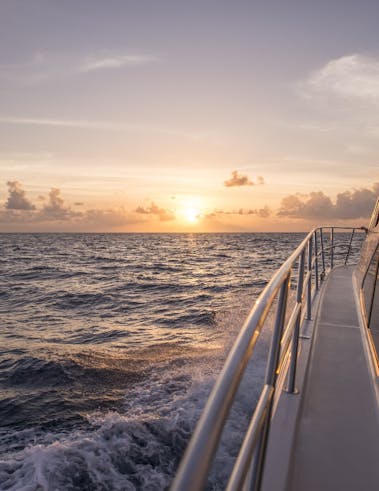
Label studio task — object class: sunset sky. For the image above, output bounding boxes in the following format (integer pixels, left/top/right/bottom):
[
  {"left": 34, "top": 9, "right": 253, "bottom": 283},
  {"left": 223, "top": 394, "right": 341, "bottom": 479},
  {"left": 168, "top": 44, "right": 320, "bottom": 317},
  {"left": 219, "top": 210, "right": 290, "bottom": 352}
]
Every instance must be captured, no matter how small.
[{"left": 1, "top": 0, "right": 378, "bottom": 232}]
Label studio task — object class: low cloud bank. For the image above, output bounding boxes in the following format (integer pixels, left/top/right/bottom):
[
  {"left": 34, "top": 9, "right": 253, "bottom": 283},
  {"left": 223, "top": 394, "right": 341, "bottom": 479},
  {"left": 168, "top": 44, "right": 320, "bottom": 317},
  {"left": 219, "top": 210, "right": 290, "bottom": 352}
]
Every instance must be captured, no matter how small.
[
  {"left": 135, "top": 202, "right": 175, "bottom": 221},
  {"left": 0, "top": 182, "right": 175, "bottom": 230},
  {"left": 278, "top": 183, "right": 379, "bottom": 219},
  {"left": 1, "top": 181, "right": 377, "bottom": 231},
  {"left": 0, "top": 182, "right": 135, "bottom": 229},
  {"left": 205, "top": 206, "right": 272, "bottom": 219}
]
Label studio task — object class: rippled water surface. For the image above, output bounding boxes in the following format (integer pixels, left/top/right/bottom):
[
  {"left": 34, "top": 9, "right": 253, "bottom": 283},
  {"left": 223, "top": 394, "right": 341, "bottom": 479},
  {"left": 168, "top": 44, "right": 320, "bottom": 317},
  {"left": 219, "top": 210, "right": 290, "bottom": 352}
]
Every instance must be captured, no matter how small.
[{"left": 0, "top": 233, "right": 308, "bottom": 490}]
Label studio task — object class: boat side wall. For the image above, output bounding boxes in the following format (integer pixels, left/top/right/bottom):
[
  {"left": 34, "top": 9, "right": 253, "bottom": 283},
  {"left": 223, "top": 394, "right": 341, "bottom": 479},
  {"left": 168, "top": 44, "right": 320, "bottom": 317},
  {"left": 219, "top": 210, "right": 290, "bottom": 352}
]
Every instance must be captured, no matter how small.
[
  {"left": 353, "top": 223, "right": 379, "bottom": 401},
  {"left": 354, "top": 227, "right": 379, "bottom": 287}
]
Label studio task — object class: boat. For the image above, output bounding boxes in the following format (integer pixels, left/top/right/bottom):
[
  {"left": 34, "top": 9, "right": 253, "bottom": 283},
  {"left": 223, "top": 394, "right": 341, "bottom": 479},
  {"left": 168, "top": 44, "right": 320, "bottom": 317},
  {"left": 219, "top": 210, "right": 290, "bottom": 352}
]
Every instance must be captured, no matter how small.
[{"left": 171, "top": 197, "right": 379, "bottom": 491}]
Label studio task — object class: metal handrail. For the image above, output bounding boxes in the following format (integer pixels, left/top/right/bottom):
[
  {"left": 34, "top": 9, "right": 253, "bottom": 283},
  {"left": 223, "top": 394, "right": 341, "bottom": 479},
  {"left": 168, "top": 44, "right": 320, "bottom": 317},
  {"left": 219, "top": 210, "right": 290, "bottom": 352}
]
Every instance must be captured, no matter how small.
[{"left": 171, "top": 226, "right": 363, "bottom": 491}]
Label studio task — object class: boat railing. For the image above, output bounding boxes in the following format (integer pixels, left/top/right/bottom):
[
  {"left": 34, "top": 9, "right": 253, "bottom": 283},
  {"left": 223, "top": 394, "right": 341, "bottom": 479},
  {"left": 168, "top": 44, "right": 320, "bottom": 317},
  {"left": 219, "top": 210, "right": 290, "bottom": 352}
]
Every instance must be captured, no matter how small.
[{"left": 171, "top": 226, "right": 364, "bottom": 491}]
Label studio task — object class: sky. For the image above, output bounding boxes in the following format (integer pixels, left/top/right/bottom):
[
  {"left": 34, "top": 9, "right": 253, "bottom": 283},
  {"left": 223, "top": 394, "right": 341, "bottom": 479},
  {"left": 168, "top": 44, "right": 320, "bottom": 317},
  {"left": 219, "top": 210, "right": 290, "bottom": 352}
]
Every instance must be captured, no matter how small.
[{"left": 0, "top": 0, "right": 378, "bottom": 232}]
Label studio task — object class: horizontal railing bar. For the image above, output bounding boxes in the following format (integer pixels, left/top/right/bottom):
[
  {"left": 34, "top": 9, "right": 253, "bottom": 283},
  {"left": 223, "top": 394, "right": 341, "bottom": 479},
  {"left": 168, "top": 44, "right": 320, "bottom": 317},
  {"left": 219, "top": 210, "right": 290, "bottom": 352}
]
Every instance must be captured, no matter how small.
[
  {"left": 318, "top": 226, "right": 362, "bottom": 230},
  {"left": 226, "top": 385, "right": 274, "bottom": 491},
  {"left": 330, "top": 242, "right": 359, "bottom": 249},
  {"left": 310, "top": 243, "right": 357, "bottom": 260}
]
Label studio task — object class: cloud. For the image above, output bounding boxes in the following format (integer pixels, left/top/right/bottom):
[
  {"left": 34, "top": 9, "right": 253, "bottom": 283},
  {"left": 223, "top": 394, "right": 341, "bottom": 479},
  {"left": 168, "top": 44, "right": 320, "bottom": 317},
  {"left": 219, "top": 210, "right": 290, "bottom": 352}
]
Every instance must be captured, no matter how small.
[
  {"left": 1, "top": 182, "right": 177, "bottom": 228},
  {"left": 224, "top": 171, "right": 254, "bottom": 187},
  {"left": 301, "top": 54, "right": 379, "bottom": 104},
  {"left": 2, "top": 184, "right": 78, "bottom": 222},
  {"left": 0, "top": 206, "right": 140, "bottom": 230},
  {"left": 0, "top": 50, "right": 160, "bottom": 85},
  {"left": 83, "top": 208, "right": 139, "bottom": 228},
  {"left": 291, "top": 54, "right": 379, "bottom": 154},
  {"left": 0, "top": 117, "right": 122, "bottom": 130},
  {"left": 0, "top": 209, "right": 34, "bottom": 224},
  {"left": 278, "top": 183, "right": 379, "bottom": 220},
  {"left": 135, "top": 202, "right": 175, "bottom": 221},
  {"left": 0, "top": 182, "right": 141, "bottom": 230},
  {"left": 247, "top": 206, "right": 271, "bottom": 218},
  {"left": 1, "top": 181, "right": 184, "bottom": 231},
  {"left": 41, "top": 188, "right": 77, "bottom": 220},
  {"left": 5, "top": 181, "right": 35, "bottom": 210},
  {"left": 205, "top": 206, "right": 272, "bottom": 219},
  {"left": 0, "top": 116, "right": 203, "bottom": 140},
  {"left": 80, "top": 54, "right": 160, "bottom": 72}
]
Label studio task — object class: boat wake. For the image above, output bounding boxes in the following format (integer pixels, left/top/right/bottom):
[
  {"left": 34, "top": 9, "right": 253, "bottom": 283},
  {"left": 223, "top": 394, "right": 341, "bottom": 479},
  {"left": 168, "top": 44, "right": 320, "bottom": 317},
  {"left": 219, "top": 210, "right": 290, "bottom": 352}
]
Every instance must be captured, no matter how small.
[{"left": 0, "top": 300, "right": 271, "bottom": 491}]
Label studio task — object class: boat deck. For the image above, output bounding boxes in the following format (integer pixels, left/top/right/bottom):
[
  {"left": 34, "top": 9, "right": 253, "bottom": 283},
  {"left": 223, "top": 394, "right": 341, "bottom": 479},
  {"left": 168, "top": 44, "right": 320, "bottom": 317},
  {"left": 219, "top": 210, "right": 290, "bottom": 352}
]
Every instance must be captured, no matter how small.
[{"left": 287, "top": 266, "right": 379, "bottom": 490}]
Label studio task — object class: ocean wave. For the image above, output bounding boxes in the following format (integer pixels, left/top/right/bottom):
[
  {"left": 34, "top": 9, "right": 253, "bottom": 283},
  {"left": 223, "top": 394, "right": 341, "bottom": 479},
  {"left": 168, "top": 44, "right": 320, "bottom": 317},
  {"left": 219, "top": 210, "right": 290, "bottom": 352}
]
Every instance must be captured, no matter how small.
[
  {"left": 0, "top": 326, "right": 270, "bottom": 490},
  {"left": 0, "top": 232, "right": 301, "bottom": 489},
  {"left": 50, "top": 292, "right": 115, "bottom": 310}
]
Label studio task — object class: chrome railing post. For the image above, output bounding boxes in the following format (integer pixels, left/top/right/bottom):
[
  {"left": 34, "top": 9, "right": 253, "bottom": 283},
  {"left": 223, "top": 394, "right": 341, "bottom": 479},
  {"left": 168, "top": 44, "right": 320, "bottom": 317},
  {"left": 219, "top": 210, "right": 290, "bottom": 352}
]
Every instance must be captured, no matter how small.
[
  {"left": 265, "top": 275, "right": 291, "bottom": 387},
  {"left": 287, "top": 249, "right": 305, "bottom": 394},
  {"left": 307, "top": 236, "right": 313, "bottom": 320},
  {"left": 345, "top": 228, "right": 355, "bottom": 265},
  {"left": 330, "top": 227, "right": 334, "bottom": 270},
  {"left": 249, "top": 274, "right": 290, "bottom": 491},
  {"left": 314, "top": 230, "right": 319, "bottom": 291},
  {"left": 320, "top": 228, "right": 326, "bottom": 279}
]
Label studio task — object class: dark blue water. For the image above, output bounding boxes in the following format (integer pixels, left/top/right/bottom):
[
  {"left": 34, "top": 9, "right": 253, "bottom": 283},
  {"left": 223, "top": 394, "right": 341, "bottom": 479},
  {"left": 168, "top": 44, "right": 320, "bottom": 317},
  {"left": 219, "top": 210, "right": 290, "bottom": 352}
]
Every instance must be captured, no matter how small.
[{"left": 0, "top": 233, "right": 308, "bottom": 490}]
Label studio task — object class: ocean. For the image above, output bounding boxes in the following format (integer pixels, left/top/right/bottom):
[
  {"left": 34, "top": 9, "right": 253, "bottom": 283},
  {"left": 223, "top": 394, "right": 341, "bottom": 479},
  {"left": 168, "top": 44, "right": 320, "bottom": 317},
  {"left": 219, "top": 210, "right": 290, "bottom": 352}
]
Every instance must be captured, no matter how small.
[{"left": 0, "top": 232, "right": 309, "bottom": 490}]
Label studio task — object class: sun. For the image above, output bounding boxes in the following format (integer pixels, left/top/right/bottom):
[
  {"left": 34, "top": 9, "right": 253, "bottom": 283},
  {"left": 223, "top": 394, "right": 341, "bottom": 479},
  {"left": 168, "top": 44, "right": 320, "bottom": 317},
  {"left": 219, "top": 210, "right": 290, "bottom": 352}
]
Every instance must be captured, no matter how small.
[
  {"left": 183, "top": 206, "right": 200, "bottom": 224},
  {"left": 177, "top": 196, "right": 204, "bottom": 225}
]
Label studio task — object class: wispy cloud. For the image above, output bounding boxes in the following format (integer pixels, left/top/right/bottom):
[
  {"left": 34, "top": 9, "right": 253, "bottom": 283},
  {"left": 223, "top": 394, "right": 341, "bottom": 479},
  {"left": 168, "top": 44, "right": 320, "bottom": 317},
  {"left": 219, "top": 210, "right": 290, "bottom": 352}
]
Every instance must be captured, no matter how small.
[
  {"left": 0, "top": 115, "right": 209, "bottom": 141},
  {"left": 0, "top": 50, "right": 161, "bottom": 85},
  {"left": 291, "top": 54, "right": 379, "bottom": 153},
  {"left": 0, "top": 117, "right": 122, "bottom": 130},
  {"left": 0, "top": 116, "right": 203, "bottom": 140},
  {"left": 300, "top": 54, "right": 379, "bottom": 104},
  {"left": 80, "top": 54, "right": 160, "bottom": 72}
]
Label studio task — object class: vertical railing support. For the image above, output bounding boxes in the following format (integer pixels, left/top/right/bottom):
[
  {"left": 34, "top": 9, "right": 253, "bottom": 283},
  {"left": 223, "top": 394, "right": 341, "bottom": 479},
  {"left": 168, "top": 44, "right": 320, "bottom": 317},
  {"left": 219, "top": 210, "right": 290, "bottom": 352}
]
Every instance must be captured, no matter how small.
[
  {"left": 330, "top": 227, "right": 334, "bottom": 270},
  {"left": 265, "top": 275, "right": 291, "bottom": 387},
  {"left": 314, "top": 230, "right": 319, "bottom": 291},
  {"left": 345, "top": 228, "right": 355, "bottom": 265},
  {"left": 287, "top": 249, "right": 305, "bottom": 394},
  {"left": 320, "top": 228, "right": 325, "bottom": 279},
  {"left": 307, "top": 237, "right": 313, "bottom": 320},
  {"left": 249, "top": 274, "right": 291, "bottom": 491}
]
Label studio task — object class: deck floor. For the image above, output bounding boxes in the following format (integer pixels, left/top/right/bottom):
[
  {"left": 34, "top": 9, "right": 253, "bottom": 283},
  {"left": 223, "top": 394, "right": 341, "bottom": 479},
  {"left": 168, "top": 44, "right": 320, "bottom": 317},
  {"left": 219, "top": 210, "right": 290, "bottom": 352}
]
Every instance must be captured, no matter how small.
[{"left": 288, "top": 266, "right": 379, "bottom": 490}]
